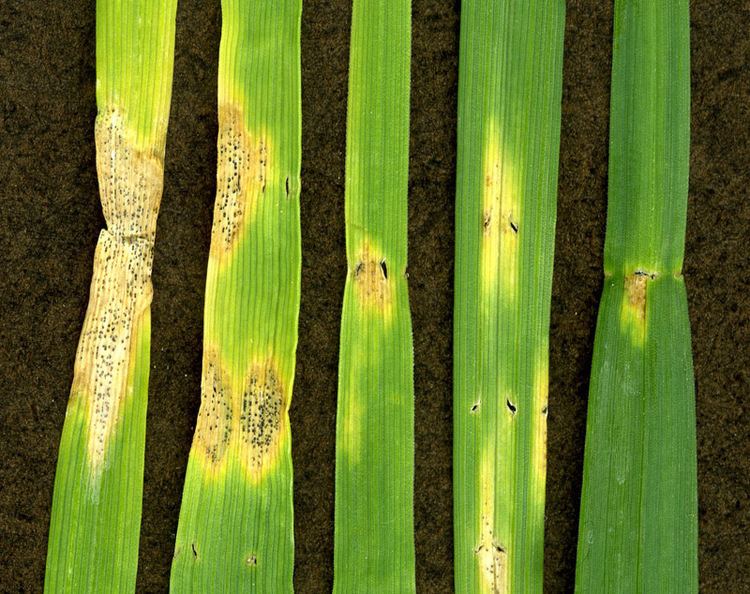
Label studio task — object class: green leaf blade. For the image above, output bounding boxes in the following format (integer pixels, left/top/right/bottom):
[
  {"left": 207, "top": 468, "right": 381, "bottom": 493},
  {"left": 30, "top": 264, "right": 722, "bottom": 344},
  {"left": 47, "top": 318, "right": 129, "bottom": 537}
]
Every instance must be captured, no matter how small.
[
  {"left": 333, "top": 0, "right": 415, "bottom": 591},
  {"left": 576, "top": 1, "right": 697, "bottom": 591},
  {"left": 45, "top": 0, "right": 177, "bottom": 590},
  {"left": 170, "top": 0, "right": 302, "bottom": 591},
  {"left": 604, "top": 1, "right": 691, "bottom": 277},
  {"left": 453, "top": 2, "right": 565, "bottom": 592}
]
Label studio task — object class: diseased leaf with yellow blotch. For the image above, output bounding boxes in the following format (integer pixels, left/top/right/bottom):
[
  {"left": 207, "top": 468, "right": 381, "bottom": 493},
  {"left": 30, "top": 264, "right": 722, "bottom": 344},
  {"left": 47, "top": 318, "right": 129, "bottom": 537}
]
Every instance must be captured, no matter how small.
[
  {"left": 170, "top": 1, "right": 302, "bottom": 592},
  {"left": 453, "top": 3, "right": 565, "bottom": 593},
  {"left": 45, "top": 1, "right": 178, "bottom": 592}
]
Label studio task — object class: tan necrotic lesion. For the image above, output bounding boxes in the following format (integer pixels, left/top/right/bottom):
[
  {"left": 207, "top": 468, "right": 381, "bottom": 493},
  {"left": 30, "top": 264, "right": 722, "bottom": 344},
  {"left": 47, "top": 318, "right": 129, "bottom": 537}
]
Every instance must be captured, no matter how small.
[
  {"left": 96, "top": 108, "right": 163, "bottom": 241},
  {"left": 194, "top": 349, "right": 233, "bottom": 464},
  {"left": 620, "top": 271, "right": 655, "bottom": 345},
  {"left": 212, "top": 105, "right": 268, "bottom": 254},
  {"left": 476, "top": 538, "right": 508, "bottom": 594},
  {"left": 73, "top": 109, "right": 164, "bottom": 476},
  {"left": 192, "top": 353, "right": 287, "bottom": 481},
  {"left": 239, "top": 363, "right": 286, "bottom": 479},
  {"left": 352, "top": 241, "right": 393, "bottom": 319}
]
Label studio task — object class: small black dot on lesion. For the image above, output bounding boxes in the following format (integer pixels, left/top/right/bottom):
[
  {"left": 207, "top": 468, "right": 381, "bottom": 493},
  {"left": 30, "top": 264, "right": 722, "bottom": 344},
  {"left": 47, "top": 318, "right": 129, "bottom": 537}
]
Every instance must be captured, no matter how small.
[{"left": 240, "top": 366, "right": 284, "bottom": 467}]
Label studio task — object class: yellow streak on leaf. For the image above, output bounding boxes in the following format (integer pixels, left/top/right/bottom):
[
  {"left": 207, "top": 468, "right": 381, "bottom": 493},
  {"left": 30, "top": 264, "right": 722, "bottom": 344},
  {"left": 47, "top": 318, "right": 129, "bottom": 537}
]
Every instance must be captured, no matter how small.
[
  {"left": 477, "top": 445, "right": 508, "bottom": 593},
  {"left": 481, "top": 118, "right": 519, "bottom": 303},
  {"left": 340, "top": 394, "right": 362, "bottom": 464},
  {"left": 531, "top": 352, "right": 549, "bottom": 505}
]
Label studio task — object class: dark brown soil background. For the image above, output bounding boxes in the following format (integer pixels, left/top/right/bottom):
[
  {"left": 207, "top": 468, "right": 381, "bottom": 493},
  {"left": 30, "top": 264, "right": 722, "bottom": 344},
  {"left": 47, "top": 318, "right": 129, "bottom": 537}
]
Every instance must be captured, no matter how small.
[{"left": 1, "top": 1, "right": 748, "bottom": 592}]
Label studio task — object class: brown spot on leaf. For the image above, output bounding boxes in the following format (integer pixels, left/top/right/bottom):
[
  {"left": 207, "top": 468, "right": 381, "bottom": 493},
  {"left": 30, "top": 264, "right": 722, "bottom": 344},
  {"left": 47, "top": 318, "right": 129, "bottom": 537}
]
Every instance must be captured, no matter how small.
[
  {"left": 624, "top": 273, "right": 648, "bottom": 320},
  {"left": 352, "top": 243, "right": 392, "bottom": 316},
  {"left": 483, "top": 210, "right": 493, "bottom": 232}
]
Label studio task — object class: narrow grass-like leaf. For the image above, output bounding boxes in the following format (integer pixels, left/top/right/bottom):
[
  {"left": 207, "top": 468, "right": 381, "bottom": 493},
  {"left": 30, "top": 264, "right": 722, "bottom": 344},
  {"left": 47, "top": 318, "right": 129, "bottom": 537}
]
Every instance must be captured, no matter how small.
[
  {"left": 453, "top": 2, "right": 565, "bottom": 592},
  {"left": 575, "top": 2, "right": 698, "bottom": 591},
  {"left": 44, "top": 1, "right": 178, "bottom": 591},
  {"left": 333, "top": 0, "right": 414, "bottom": 591},
  {"left": 170, "top": 0, "right": 301, "bottom": 591}
]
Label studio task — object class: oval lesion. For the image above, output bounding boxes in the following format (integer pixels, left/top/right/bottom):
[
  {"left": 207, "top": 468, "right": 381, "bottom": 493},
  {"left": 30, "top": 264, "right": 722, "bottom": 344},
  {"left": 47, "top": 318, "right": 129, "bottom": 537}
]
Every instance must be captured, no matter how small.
[
  {"left": 193, "top": 351, "right": 289, "bottom": 480},
  {"left": 239, "top": 361, "right": 288, "bottom": 481},
  {"left": 213, "top": 105, "right": 269, "bottom": 254},
  {"left": 194, "top": 348, "right": 233, "bottom": 466}
]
